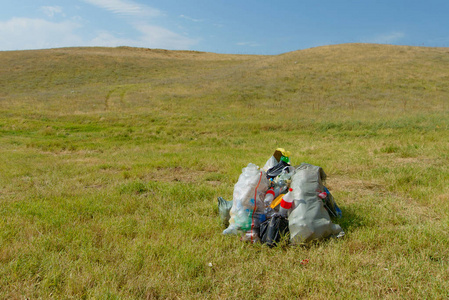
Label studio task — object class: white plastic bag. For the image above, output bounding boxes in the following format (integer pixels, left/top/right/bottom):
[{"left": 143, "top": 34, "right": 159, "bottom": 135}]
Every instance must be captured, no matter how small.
[
  {"left": 223, "top": 163, "right": 269, "bottom": 241},
  {"left": 262, "top": 156, "right": 278, "bottom": 172},
  {"left": 289, "top": 163, "right": 343, "bottom": 244}
]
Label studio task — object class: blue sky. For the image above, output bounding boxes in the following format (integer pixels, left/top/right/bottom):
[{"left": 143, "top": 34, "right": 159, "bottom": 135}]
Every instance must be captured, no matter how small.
[{"left": 1, "top": 0, "right": 448, "bottom": 54}]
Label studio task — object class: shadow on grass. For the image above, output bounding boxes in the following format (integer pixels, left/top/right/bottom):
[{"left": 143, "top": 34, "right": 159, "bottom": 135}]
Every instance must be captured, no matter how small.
[{"left": 336, "top": 205, "right": 366, "bottom": 233}]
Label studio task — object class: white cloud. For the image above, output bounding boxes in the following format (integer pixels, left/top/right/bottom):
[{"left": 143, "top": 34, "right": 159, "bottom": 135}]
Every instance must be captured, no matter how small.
[
  {"left": 180, "top": 15, "right": 203, "bottom": 22},
  {"left": 0, "top": 18, "right": 83, "bottom": 50},
  {"left": 81, "top": 0, "right": 197, "bottom": 50},
  {"left": 83, "top": 22, "right": 198, "bottom": 50},
  {"left": 0, "top": 1, "right": 198, "bottom": 51},
  {"left": 40, "top": 6, "right": 64, "bottom": 18},
  {"left": 133, "top": 23, "right": 198, "bottom": 49},
  {"left": 82, "top": 0, "right": 162, "bottom": 17},
  {"left": 364, "top": 31, "right": 405, "bottom": 44},
  {"left": 0, "top": 17, "right": 197, "bottom": 51},
  {"left": 87, "top": 31, "right": 128, "bottom": 47}
]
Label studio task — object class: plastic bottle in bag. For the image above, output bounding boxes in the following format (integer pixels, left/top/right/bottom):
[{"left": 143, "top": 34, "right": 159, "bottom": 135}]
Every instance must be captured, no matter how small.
[
  {"left": 263, "top": 187, "right": 276, "bottom": 218},
  {"left": 279, "top": 188, "right": 294, "bottom": 217}
]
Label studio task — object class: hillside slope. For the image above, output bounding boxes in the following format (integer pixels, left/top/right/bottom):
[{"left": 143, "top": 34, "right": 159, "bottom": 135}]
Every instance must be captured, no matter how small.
[{"left": 1, "top": 44, "right": 448, "bottom": 118}]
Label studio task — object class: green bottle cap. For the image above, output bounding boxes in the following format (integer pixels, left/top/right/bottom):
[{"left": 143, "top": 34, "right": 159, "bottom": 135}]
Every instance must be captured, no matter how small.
[{"left": 280, "top": 156, "right": 290, "bottom": 163}]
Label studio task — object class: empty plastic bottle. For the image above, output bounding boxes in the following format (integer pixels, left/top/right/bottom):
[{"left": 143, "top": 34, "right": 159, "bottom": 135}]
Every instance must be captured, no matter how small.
[
  {"left": 263, "top": 187, "right": 276, "bottom": 218},
  {"left": 279, "top": 188, "right": 294, "bottom": 217},
  {"left": 264, "top": 188, "right": 275, "bottom": 207}
]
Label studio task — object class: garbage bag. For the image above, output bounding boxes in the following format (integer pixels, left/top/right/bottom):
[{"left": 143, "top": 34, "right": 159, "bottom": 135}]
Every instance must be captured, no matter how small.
[
  {"left": 223, "top": 163, "right": 270, "bottom": 241},
  {"left": 217, "top": 197, "right": 233, "bottom": 227},
  {"left": 262, "top": 156, "right": 278, "bottom": 172},
  {"left": 260, "top": 215, "right": 289, "bottom": 247},
  {"left": 289, "top": 163, "right": 344, "bottom": 244},
  {"left": 266, "top": 161, "right": 290, "bottom": 179}
]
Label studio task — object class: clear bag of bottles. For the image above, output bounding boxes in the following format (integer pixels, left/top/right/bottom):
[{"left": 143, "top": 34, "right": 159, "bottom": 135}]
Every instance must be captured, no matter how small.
[{"left": 223, "top": 163, "right": 269, "bottom": 242}]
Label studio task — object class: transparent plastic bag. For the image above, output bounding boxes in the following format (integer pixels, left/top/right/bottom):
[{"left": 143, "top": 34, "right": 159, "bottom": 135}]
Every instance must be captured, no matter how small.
[
  {"left": 262, "top": 156, "right": 278, "bottom": 172},
  {"left": 223, "top": 163, "right": 269, "bottom": 241},
  {"left": 217, "top": 197, "right": 233, "bottom": 227}
]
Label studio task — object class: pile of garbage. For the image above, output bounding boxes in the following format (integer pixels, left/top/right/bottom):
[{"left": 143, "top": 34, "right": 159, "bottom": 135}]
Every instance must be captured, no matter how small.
[{"left": 218, "top": 148, "right": 344, "bottom": 246}]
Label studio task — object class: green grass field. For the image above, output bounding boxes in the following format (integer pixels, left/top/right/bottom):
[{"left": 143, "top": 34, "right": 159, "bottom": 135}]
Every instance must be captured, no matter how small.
[{"left": 1, "top": 44, "right": 448, "bottom": 299}]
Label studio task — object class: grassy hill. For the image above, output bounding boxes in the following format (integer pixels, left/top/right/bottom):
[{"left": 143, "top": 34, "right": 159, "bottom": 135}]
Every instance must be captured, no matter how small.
[{"left": 1, "top": 44, "right": 448, "bottom": 299}]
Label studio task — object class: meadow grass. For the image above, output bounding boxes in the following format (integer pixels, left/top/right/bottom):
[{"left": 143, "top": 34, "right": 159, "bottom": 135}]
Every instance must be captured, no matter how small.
[{"left": 1, "top": 44, "right": 448, "bottom": 299}]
